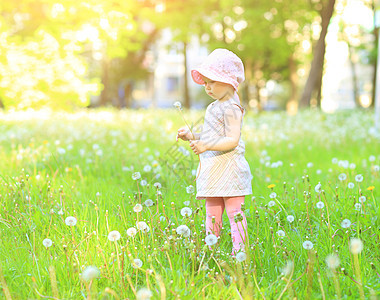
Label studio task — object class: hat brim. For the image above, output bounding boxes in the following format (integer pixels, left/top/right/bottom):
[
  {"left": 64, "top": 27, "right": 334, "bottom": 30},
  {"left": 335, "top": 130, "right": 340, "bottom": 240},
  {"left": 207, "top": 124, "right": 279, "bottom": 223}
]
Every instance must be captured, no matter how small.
[{"left": 191, "top": 68, "right": 235, "bottom": 89}]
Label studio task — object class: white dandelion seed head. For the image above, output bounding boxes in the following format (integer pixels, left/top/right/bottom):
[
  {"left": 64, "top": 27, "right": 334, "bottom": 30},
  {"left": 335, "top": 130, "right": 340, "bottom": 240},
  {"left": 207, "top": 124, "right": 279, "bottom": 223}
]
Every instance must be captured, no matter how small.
[
  {"left": 287, "top": 215, "right": 295, "bottom": 223},
  {"left": 205, "top": 234, "right": 218, "bottom": 246},
  {"left": 136, "top": 221, "right": 150, "bottom": 232},
  {"left": 143, "top": 165, "right": 152, "bottom": 172},
  {"left": 58, "top": 209, "right": 64, "bottom": 215},
  {"left": 359, "top": 196, "right": 366, "bottom": 203},
  {"left": 282, "top": 260, "right": 294, "bottom": 276},
  {"left": 341, "top": 219, "right": 351, "bottom": 229},
  {"left": 136, "top": 287, "right": 153, "bottom": 300},
  {"left": 42, "top": 238, "right": 53, "bottom": 248},
  {"left": 369, "top": 155, "right": 376, "bottom": 162},
  {"left": 108, "top": 230, "right": 121, "bottom": 242},
  {"left": 277, "top": 230, "right": 285, "bottom": 237},
  {"left": 173, "top": 101, "right": 182, "bottom": 109},
  {"left": 133, "top": 204, "right": 143, "bottom": 213},
  {"left": 316, "top": 201, "right": 324, "bottom": 209},
  {"left": 348, "top": 182, "right": 355, "bottom": 189},
  {"left": 132, "top": 172, "right": 141, "bottom": 180},
  {"left": 81, "top": 266, "right": 100, "bottom": 282},
  {"left": 140, "top": 179, "right": 147, "bottom": 186},
  {"left": 268, "top": 200, "right": 276, "bottom": 207},
  {"left": 144, "top": 199, "right": 154, "bottom": 207},
  {"left": 338, "top": 160, "right": 349, "bottom": 169},
  {"left": 153, "top": 182, "right": 162, "bottom": 189},
  {"left": 176, "top": 225, "right": 191, "bottom": 237},
  {"left": 332, "top": 158, "right": 338, "bottom": 164},
  {"left": 349, "top": 163, "right": 356, "bottom": 169},
  {"left": 354, "top": 203, "right": 361, "bottom": 211},
  {"left": 350, "top": 238, "right": 363, "bottom": 254},
  {"left": 269, "top": 192, "right": 277, "bottom": 199},
  {"left": 355, "top": 174, "right": 363, "bottom": 182},
  {"left": 373, "top": 165, "right": 379, "bottom": 172},
  {"left": 186, "top": 185, "right": 195, "bottom": 194},
  {"left": 65, "top": 216, "right": 77, "bottom": 226},
  {"left": 183, "top": 200, "right": 190, "bottom": 206},
  {"left": 235, "top": 252, "right": 247, "bottom": 262},
  {"left": 180, "top": 207, "right": 192, "bottom": 217},
  {"left": 338, "top": 173, "right": 347, "bottom": 181},
  {"left": 302, "top": 241, "right": 313, "bottom": 250},
  {"left": 307, "top": 162, "right": 314, "bottom": 168},
  {"left": 325, "top": 254, "right": 340, "bottom": 270},
  {"left": 314, "top": 183, "right": 322, "bottom": 193},
  {"left": 132, "top": 258, "right": 143, "bottom": 269},
  {"left": 126, "top": 227, "right": 137, "bottom": 237}
]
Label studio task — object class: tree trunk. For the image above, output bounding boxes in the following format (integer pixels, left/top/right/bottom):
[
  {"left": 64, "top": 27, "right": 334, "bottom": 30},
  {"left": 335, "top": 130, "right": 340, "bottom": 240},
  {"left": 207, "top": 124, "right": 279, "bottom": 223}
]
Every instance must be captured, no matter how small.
[
  {"left": 183, "top": 41, "right": 190, "bottom": 109},
  {"left": 124, "top": 82, "right": 133, "bottom": 108},
  {"left": 316, "top": 62, "right": 323, "bottom": 108},
  {"left": 289, "top": 55, "right": 298, "bottom": 103},
  {"left": 255, "top": 81, "right": 262, "bottom": 112},
  {"left": 287, "top": 54, "right": 299, "bottom": 114},
  {"left": 370, "top": 26, "right": 379, "bottom": 108},
  {"left": 243, "top": 58, "right": 253, "bottom": 108},
  {"left": 299, "top": 0, "right": 336, "bottom": 108},
  {"left": 348, "top": 44, "right": 360, "bottom": 107},
  {"left": 99, "top": 59, "right": 110, "bottom": 106}
]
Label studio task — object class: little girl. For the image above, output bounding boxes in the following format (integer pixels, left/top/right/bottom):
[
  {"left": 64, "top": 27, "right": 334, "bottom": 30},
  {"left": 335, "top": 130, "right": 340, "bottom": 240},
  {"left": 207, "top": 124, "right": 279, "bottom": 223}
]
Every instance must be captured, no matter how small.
[{"left": 176, "top": 48, "right": 252, "bottom": 254}]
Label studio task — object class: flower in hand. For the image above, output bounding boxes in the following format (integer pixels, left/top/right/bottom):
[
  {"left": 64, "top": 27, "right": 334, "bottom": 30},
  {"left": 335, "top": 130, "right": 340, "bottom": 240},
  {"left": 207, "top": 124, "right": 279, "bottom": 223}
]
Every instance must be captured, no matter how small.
[
  {"left": 176, "top": 126, "right": 193, "bottom": 141},
  {"left": 189, "top": 140, "right": 207, "bottom": 155}
]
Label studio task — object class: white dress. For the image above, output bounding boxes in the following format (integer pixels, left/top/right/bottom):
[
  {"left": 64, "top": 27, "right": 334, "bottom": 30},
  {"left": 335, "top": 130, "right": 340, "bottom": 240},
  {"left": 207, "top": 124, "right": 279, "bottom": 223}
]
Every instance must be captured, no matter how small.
[{"left": 196, "top": 97, "right": 253, "bottom": 199}]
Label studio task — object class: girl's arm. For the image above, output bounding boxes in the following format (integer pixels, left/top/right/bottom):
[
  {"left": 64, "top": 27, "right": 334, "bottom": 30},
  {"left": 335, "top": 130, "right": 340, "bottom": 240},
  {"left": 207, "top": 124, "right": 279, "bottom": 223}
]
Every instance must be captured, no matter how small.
[
  {"left": 177, "top": 127, "right": 200, "bottom": 141},
  {"left": 189, "top": 105, "right": 242, "bottom": 154}
]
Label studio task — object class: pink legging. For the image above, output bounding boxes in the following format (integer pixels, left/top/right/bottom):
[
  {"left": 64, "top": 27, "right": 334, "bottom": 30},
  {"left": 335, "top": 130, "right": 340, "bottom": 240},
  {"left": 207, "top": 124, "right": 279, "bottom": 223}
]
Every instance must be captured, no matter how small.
[{"left": 205, "top": 196, "right": 247, "bottom": 252}]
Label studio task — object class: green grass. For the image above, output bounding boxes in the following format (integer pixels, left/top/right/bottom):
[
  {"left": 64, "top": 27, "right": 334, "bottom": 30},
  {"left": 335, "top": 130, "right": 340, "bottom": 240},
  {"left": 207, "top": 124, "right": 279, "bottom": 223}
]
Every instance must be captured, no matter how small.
[{"left": 0, "top": 108, "right": 379, "bottom": 299}]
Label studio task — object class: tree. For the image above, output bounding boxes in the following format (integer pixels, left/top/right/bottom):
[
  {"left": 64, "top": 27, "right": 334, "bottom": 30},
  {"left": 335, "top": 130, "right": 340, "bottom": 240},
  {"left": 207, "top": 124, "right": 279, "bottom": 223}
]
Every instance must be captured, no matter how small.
[
  {"left": 0, "top": 0, "right": 161, "bottom": 109},
  {"left": 299, "top": 0, "right": 336, "bottom": 108},
  {"left": 203, "top": 0, "right": 316, "bottom": 112}
]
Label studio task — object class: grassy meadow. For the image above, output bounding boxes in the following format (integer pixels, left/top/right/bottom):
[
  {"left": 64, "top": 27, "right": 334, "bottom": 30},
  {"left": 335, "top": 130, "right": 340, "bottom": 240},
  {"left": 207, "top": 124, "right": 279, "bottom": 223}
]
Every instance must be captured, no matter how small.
[{"left": 0, "top": 108, "right": 379, "bottom": 299}]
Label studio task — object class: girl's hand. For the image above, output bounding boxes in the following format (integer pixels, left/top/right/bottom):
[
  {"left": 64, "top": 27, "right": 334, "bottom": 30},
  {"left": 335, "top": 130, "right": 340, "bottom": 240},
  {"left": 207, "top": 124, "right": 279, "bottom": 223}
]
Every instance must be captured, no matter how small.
[
  {"left": 189, "top": 140, "right": 208, "bottom": 155},
  {"left": 176, "top": 127, "right": 193, "bottom": 141}
]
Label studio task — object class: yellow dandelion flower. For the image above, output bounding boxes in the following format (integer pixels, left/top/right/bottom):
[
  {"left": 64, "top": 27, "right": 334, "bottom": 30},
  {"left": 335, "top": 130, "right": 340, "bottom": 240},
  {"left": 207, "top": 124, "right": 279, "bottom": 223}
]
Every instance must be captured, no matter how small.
[
  {"left": 267, "top": 184, "right": 276, "bottom": 189},
  {"left": 367, "top": 186, "right": 375, "bottom": 191}
]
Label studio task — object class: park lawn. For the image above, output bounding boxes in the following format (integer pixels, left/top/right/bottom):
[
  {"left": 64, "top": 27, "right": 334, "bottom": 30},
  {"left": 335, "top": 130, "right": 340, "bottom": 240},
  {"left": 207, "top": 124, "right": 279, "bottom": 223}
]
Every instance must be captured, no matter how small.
[{"left": 0, "top": 108, "right": 379, "bottom": 299}]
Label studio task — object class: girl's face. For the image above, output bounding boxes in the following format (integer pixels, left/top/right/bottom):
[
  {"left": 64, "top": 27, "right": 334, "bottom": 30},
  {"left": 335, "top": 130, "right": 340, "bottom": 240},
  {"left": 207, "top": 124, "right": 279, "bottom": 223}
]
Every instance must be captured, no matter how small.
[{"left": 201, "top": 76, "right": 234, "bottom": 101}]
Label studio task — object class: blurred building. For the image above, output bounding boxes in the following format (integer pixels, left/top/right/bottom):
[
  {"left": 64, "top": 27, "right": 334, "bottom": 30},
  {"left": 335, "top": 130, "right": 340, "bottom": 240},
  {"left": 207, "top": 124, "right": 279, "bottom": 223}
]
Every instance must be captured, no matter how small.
[{"left": 131, "top": 29, "right": 209, "bottom": 109}]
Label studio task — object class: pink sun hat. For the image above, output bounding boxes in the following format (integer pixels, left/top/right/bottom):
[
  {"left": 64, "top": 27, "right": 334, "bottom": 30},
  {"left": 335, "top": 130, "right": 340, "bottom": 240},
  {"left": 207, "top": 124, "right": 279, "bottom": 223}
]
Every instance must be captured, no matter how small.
[{"left": 191, "top": 48, "right": 245, "bottom": 91}]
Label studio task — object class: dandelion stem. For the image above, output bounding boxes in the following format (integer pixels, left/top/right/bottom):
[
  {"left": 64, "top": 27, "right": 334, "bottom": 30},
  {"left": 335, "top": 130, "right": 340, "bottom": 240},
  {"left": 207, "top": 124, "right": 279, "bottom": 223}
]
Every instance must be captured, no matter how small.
[
  {"left": 353, "top": 254, "right": 365, "bottom": 300},
  {"left": 175, "top": 107, "right": 202, "bottom": 181},
  {"left": 165, "top": 251, "right": 173, "bottom": 271},
  {"left": 115, "top": 242, "right": 121, "bottom": 274},
  {"left": 316, "top": 272, "right": 326, "bottom": 300},
  {"left": 304, "top": 193, "right": 313, "bottom": 236},
  {"left": 48, "top": 265, "right": 59, "bottom": 299},
  {"left": 276, "top": 263, "right": 294, "bottom": 300},
  {"left": 0, "top": 266, "right": 12, "bottom": 300},
  {"left": 197, "top": 251, "right": 206, "bottom": 274},
  {"left": 136, "top": 180, "right": 141, "bottom": 204},
  {"left": 305, "top": 250, "right": 315, "bottom": 300},
  {"left": 125, "top": 273, "right": 137, "bottom": 296},
  {"left": 332, "top": 270, "right": 341, "bottom": 300}
]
